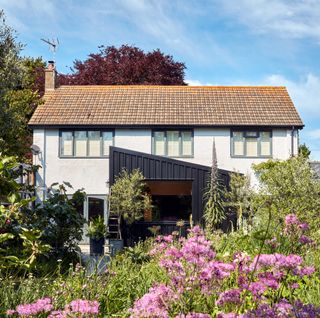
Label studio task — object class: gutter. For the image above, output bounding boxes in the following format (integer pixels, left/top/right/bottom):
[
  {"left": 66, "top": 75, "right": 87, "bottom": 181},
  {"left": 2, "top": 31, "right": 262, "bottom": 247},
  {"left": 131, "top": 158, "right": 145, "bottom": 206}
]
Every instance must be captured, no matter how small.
[{"left": 291, "top": 126, "right": 295, "bottom": 157}]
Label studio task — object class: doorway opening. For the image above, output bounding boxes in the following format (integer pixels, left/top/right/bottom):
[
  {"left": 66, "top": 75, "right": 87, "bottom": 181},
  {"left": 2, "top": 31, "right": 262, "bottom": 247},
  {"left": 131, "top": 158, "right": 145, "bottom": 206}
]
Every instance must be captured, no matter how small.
[{"left": 145, "top": 180, "right": 192, "bottom": 222}]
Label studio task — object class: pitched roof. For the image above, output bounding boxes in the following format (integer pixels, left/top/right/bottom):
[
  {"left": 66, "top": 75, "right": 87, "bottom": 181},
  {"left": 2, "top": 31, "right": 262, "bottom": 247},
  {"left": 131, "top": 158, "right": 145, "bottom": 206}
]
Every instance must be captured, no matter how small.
[{"left": 28, "top": 85, "right": 303, "bottom": 127}]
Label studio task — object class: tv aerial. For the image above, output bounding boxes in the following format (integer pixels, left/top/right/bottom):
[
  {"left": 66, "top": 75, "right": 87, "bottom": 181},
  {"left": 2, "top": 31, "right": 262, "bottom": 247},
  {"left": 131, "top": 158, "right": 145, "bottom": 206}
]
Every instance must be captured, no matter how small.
[{"left": 41, "top": 38, "right": 59, "bottom": 63}]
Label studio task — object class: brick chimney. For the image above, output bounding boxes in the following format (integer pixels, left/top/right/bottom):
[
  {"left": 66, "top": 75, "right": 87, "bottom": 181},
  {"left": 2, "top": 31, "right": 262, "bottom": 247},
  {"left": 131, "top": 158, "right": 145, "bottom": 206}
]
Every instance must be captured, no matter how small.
[{"left": 45, "top": 61, "right": 57, "bottom": 91}]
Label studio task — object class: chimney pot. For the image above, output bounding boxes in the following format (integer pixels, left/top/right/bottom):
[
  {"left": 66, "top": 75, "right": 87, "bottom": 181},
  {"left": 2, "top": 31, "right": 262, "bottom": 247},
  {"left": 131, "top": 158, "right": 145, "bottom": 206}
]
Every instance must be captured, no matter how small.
[{"left": 45, "top": 61, "right": 57, "bottom": 91}]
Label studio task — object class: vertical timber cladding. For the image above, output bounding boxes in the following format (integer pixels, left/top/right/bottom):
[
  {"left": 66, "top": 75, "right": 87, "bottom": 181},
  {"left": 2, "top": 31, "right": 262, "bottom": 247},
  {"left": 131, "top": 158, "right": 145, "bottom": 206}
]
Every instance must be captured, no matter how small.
[{"left": 109, "top": 146, "right": 230, "bottom": 223}]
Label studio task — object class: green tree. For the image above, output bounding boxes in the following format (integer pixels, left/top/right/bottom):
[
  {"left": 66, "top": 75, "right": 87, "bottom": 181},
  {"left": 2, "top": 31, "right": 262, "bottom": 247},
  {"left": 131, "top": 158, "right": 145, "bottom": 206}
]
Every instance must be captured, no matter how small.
[
  {"left": 253, "top": 156, "right": 320, "bottom": 231},
  {"left": 109, "top": 169, "right": 152, "bottom": 239},
  {"left": 0, "top": 10, "right": 44, "bottom": 158},
  {"left": 298, "top": 143, "right": 311, "bottom": 159}
]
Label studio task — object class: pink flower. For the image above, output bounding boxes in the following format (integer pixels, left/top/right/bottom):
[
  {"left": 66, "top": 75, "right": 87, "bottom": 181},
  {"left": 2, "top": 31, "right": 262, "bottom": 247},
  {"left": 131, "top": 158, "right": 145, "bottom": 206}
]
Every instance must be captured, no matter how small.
[
  {"left": 6, "top": 309, "right": 16, "bottom": 316},
  {"left": 66, "top": 299, "right": 99, "bottom": 315},
  {"left": 216, "top": 289, "right": 242, "bottom": 306},
  {"left": 298, "top": 223, "right": 309, "bottom": 231},
  {"left": 294, "top": 266, "right": 316, "bottom": 277},
  {"left": 14, "top": 297, "right": 53, "bottom": 317},
  {"left": 129, "top": 284, "right": 177, "bottom": 318},
  {"left": 217, "top": 313, "right": 239, "bottom": 318},
  {"left": 176, "top": 314, "right": 211, "bottom": 318},
  {"left": 299, "top": 235, "right": 313, "bottom": 244},
  {"left": 285, "top": 214, "right": 299, "bottom": 226}
]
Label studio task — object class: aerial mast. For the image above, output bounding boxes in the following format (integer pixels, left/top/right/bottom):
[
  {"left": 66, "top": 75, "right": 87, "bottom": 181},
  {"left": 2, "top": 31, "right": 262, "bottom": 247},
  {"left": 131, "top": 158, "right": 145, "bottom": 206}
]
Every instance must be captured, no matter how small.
[{"left": 41, "top": 38, "right": 59, "bottom": 63}]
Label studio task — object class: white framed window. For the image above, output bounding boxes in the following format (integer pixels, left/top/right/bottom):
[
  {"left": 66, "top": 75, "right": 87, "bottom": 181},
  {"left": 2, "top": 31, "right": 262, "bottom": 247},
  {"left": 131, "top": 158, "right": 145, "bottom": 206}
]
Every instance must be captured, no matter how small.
[
  {"left": 152, "top": 130, "right": 194, "bottom": 157},
  {"left": 231, "top": 130, "right": 272, "bottom": 157},
  {"left": 60, "top": 130, "right": 114, "bottom": 157}
]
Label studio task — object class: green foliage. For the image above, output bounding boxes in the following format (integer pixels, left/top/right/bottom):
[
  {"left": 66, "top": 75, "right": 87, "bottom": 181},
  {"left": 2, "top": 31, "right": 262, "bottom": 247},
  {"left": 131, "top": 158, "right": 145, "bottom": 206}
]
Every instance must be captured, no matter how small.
[
  {"left": 0, "top": 155, "right": 21, "bottom": 197},
  {"left": 0, "top": 88, "right": 42, "bottom": 157},
  {"left": 109, "top": 169, "right": 152, "bottom": 225},
  {"left": 0, "top": 239, "right": 165, "bottom": 317},
  {"left": 87, "top": 216, "right": 107, "bottom": 240},
  {"left": 225, "top": 173, "right": 253, "bottom": 230},
  {"left": 204, "top": 140, "right": 225, "bottom": 231},
  {"left": 0, "top": 11, "right": 44, "bottom": 158},
  {"left": 299, "top": 143, "right": 311, "bottom": 159},
  {"left": 28, "top": 183, "right": 86, "bottom": 259},
  {"left": 0, "top": 155, "right": 50, "bottom": 272},
  {"left": 253, "top": 156, "right": 320, "bottom": 232}
]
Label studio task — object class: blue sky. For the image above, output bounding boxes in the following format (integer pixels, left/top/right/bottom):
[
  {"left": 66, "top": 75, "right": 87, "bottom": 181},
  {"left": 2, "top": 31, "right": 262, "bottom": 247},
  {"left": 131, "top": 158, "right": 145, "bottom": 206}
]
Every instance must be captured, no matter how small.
[{"left": 1, "top": 0, "right": 320, "bottom": 159}]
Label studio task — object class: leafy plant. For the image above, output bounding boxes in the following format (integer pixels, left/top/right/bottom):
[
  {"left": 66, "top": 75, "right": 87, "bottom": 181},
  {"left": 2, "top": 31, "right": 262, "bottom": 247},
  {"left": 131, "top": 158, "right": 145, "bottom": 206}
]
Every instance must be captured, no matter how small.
[
  {"left": 87, "top": 216, "right": 107, "bottom": 240},
  {"left": 0, "top": 155, "right": 49, "bottom": 272},
  {"left": 28, "top": 183, "right": 86, "bottom": 260},
  {"left": 109, "top": 169, "right": 152, "bottom": 239},
  {"left": 225, "top": 173, "right": 253, "bottom": 230},
  {"left": 253, "top": 155, "right": 320, "bottom": 233}
]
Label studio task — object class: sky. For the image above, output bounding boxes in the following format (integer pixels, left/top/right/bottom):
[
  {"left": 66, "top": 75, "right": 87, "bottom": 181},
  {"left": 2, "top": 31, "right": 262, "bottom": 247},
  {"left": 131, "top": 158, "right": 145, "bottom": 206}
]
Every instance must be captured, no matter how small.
[{"left": 1, "top": 0, "right": 320, "bottom": 159}]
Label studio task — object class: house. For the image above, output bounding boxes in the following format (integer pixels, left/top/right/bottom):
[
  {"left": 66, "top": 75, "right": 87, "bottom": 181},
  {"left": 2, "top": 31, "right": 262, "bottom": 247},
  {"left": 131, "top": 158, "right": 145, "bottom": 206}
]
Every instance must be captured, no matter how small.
[{"left": 28, "top": 62, "right": 303, "bottom": 240}]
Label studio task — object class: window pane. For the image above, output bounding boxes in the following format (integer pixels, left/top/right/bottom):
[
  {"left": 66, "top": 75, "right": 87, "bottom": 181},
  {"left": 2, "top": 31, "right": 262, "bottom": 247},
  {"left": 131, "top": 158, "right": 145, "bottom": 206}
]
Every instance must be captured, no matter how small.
[
  {"left": 246, "top": 138, "right": 258, "bottom": 156},
  {"left": 88, "top": 131, "right": 101, "bottom": 156},
  {"left": 233, "top": 132, "right": 244, "bottom": 156},
  {"left": 61, "top": 132, "right": 73, "bottom": 156},
  {"left": 182, "top": 131, "right": 192, "bottom": 156},
  {"left": 246, "top": 131, "right": 258, "bottom": 137},
  {"left": 74, "top": 131, "right": 87, "bottom": 157},
  {"left": 154, "top": 131, "right": 165, "bottom": 156},
  {"left": 260, "top": 131, "right": 271, "bottom": 156},
  {"left": 167, "top": 131, "right": 179, "bottom": 156},
  {"left": 102, "top": 132, "right": 113, "bottom": 156}
]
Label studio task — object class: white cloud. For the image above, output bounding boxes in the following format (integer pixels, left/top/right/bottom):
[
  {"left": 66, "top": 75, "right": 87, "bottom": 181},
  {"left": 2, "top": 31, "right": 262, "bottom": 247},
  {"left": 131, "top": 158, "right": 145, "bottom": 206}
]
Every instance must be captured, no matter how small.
[
  {"left": 219, "top": 0, "right": 320, "bottom": 41},
  {"left": 186, "top": 79, "right": 216, "bottom": 86}
]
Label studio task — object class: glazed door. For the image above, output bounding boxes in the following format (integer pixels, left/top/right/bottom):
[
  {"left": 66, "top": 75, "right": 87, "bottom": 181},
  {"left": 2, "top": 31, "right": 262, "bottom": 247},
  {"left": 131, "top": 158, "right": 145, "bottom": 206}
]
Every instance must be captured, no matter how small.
[{"left": 82, "top": 196, "right": 108, "bottom": 244}]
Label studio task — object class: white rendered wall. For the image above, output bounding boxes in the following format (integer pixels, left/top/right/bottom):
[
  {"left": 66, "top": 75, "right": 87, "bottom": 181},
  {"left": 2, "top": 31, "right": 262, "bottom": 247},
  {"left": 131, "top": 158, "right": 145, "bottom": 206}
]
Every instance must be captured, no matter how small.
[
  {"left": 114, "top": 129, "right": 152, "bottom": 153},
  {"left": 33, "top": 129, "right": 109, "bottom": 197},
  {"left": 178, "top": 128, "right": 298, "bottom": 185},
  {"left": 33, "top": 127, "right": 299, "bottom": 197}
]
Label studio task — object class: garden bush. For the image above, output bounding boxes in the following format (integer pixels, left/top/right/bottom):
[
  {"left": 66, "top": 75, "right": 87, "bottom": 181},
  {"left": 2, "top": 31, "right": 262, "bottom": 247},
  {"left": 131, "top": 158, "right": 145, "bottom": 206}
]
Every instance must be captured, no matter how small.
[{"left": 2, "top": 212, "right": 319, "bottom": 317}]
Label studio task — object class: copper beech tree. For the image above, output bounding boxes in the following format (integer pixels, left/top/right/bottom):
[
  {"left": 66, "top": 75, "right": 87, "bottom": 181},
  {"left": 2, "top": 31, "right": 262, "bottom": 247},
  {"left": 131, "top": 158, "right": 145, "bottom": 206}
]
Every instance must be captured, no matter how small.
[{"left": 58, "top": 45, "right": 186, "bottom": 85}]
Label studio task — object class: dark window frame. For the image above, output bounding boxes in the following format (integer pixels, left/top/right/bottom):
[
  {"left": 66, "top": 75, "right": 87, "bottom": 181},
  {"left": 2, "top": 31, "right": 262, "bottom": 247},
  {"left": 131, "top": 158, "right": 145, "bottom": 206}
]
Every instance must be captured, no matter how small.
[
  {"left": 59, "top": 129, "right": 114, "bottom": 158},
  {"left": 230, "top": 129, "right": 273, "bottom": 158},
  {"left": 152, "top": 130, "right": 194, "bottom": 158}
]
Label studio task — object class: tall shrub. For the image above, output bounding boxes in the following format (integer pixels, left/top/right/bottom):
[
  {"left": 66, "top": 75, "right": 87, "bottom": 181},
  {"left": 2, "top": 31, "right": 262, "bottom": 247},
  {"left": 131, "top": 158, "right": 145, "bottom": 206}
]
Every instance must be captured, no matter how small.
[
  {"left": 28, "top": 183, "right": 86, "bottom": 259},
  {"left": 225, "top": 173, "right": 253, "bottom": 230},
  {"left": 109, "top": 169, "right": 152, "bottom": 239},
  {"left": 253, "top": 156, "right": 320, "bottom": 232},
  {"left": 204, "top": 139, "right": 225, "bottom": 231}
]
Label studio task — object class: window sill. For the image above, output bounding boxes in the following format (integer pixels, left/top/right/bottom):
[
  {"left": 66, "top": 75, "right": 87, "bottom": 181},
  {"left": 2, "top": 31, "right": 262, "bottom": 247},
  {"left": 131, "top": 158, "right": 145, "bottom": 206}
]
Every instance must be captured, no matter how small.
[
  {"left": 230, "top": 155, "right": 273, "bottom": 159},
  {"left": 59, "top": 156, "right": 110, "bottom": 159},
  {"left": 152, "top": 154, "right": 194, "bottom": 159}
]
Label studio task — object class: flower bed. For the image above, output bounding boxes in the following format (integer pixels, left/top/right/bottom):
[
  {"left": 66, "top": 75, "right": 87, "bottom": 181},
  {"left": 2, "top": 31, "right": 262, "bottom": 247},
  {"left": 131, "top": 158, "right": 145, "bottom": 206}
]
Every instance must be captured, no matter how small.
[{"left": 3, "top": 214, "right": 320, "bottom": 317}]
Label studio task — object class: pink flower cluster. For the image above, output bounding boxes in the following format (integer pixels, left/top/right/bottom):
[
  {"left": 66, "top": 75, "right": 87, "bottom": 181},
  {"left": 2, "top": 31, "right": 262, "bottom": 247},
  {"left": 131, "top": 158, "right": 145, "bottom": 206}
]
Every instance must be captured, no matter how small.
[
  {"left": 129, "top": 284, "right": 177, "bottom": 318},
  {"left": 49, "top": 299, "right": 99, "bottom": 317},
  {"left": 7, "top": 299, "right": 99, "bottom": 317},
  {"left": 131, "top": 215, "right": 318, "bottom": 318},
  {"left": 7, "top": 298, "right": 53, "bottom": 317},
  {"left": 284, "top": 214, "right": 313, "bottom": 245}
]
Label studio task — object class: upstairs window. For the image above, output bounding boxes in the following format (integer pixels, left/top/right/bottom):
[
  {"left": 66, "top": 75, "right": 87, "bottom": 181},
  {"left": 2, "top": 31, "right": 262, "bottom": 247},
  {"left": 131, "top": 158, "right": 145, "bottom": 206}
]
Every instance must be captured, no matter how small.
[
  {"left": 231, "top": 130, "right": 272, "bottom": 157},
  {"left": 60, "top": 130, "right": 114, "bottom": 157},
  {"left": 153, "top": 130, "right": 193, "bottom": 157}
]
